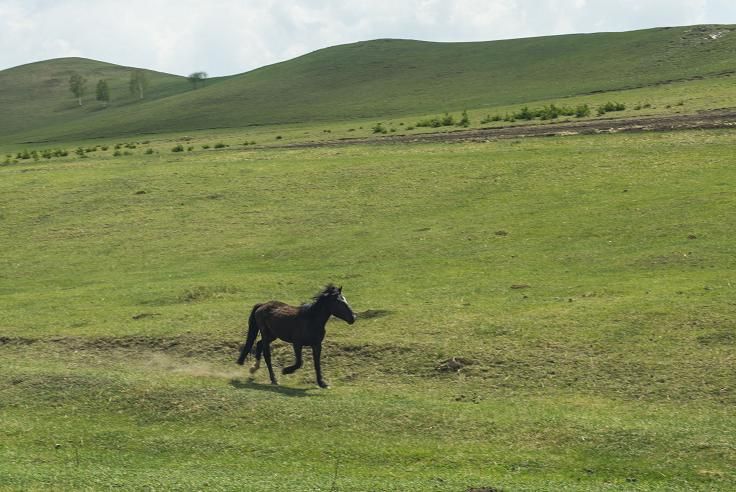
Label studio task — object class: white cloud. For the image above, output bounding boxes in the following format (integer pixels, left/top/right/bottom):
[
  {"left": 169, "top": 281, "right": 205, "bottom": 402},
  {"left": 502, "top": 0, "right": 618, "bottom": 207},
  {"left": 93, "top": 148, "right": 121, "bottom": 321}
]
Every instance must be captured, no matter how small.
[{"left": 0, "top": 0, "right": 735, "bottom": 76}]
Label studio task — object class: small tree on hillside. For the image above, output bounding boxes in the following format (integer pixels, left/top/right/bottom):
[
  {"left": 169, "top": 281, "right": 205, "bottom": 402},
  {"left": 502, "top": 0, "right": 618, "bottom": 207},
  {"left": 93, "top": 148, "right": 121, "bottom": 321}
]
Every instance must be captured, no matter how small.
[
  {"left": 96, "top": 79, "right": 110, "bottom": 107},
  {"left": 69, "top": 72, "right": 87, "bottom": 106},
  {"left": 129, "top": 69, "right": 149, "bottom": 99},
  {"left": 187, "top": 71, "right": 208, "bottom": 89}
]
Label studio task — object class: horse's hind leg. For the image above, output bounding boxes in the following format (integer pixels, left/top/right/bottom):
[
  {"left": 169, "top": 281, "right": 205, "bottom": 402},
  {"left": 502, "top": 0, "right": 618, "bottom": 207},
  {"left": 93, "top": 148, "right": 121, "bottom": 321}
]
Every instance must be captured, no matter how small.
[
  {"left": 282, "top": 344, "right": 303, "bottom": 375},
  {"left": 262, "top": 341, "right": 278, "bottom": 385},
  {"left": 249, "top": 340, "right": 263, "bottom": 374}
]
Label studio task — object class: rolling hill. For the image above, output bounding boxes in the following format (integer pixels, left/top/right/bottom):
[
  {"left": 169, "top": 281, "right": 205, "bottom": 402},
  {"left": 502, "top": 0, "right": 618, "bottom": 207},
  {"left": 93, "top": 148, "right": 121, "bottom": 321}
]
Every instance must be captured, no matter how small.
[
  {"left": 0, "top": 57, "right": 190, "bottom": 140},
  {"left": 1, "top": 24, "right": 735, "bottom": 142}
]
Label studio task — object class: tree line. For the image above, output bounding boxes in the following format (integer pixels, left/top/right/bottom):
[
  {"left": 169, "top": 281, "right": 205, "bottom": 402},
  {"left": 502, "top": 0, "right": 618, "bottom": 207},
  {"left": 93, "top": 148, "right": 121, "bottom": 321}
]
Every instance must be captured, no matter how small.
[{"left": 68, "top": 69, "right": 207, "bottom": 107}]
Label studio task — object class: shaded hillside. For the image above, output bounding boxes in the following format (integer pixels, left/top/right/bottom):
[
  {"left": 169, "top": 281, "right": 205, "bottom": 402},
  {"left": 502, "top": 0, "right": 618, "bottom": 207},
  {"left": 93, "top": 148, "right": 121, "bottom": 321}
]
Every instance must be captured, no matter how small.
[
  {"left": 0, "top": 57, "right": 189, "bottom": 138},
  {"left": 2, "top": 25, "right": 736, "bottom": 142}
]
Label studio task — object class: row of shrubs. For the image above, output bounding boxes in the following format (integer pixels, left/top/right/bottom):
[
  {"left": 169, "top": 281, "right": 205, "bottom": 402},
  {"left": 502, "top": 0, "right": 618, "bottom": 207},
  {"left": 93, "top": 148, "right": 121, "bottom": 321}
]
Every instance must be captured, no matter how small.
[
  {"left": 8, "top": 139, "right": 260, "bottom": 159},
  {"left": 11, "top": 148, "right": 69, "bottom": 161},
  {"left": 480, "top": 103, "right": 592, "bottom": 123},
  {"left": 479, "top": 101, "right": 630, "bottom": 124},
  {"left": 372, "top": 111, "right": 472, "bottom": 134},
  {"left": 173, "top": 141, "right": 257, "bottom": 152},
  {"left": 416, "top": 110, "right": 471, "bottom": 128}
]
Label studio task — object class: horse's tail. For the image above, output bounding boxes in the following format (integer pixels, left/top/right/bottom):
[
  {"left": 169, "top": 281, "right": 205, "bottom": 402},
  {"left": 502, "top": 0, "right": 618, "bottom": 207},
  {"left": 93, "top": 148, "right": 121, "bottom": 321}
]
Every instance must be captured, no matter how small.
[{"left": 236, "top": 303, "right": 261, "bottom": 365}]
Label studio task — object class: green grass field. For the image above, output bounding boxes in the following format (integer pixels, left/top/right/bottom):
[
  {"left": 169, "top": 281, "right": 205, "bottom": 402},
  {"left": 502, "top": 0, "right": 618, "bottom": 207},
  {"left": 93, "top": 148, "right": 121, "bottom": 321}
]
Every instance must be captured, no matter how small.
[{"left": 2, "top": 128, "right": 735, "bottom": 490}]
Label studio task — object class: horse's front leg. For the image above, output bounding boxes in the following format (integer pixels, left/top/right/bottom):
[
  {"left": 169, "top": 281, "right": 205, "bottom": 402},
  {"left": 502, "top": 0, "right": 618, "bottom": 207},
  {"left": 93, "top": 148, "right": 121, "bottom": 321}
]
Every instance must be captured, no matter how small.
[
  {"left": 311, "top": 344, "right": 328, "bottom": 388},
  {"left": 262, "top": 341, "right": 278, "bottom": 385},
  {"left": 282, "top": 343, "right": 303, "bottom": 374}
]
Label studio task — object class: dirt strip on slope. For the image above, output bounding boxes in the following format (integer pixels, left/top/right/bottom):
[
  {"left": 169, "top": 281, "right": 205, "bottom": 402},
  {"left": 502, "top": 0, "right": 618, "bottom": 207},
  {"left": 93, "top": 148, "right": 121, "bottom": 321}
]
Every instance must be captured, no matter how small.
[{"left": 280, "top": 108, "right": 736, "bottom": 149}]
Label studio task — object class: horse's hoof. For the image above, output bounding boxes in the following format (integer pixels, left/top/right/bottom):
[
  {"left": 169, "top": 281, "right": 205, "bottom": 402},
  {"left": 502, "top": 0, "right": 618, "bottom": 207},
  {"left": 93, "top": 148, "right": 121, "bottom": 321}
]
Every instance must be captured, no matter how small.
[
  {"left": 249, "top": 366, "right": 259, "bottom": 374},
  {"left": 318, "top": 381, "right": 330, "bottom": 389},
  {"left": 270, "top": 380, "right": 279, "bottom": 386}
]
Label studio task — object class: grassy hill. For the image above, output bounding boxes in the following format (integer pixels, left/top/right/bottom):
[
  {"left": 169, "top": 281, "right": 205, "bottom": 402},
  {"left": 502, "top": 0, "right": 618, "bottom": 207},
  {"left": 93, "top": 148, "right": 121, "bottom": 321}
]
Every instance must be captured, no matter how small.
[
  {"left": 0, "top": 57, "right": 190, "bottom": 140},
  {"left": 2, "top": 24, "right": 735, "bottom": 143}
]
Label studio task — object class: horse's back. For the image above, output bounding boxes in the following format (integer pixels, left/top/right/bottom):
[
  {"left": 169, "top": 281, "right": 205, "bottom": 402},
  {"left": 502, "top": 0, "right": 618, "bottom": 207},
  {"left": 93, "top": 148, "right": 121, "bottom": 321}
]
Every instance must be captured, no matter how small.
[
  {"left": 255, "top": 301, "right": 306, "bottom": 343},
  {"left": 256, "top": 300, "right": 300, "bottom": 319}
]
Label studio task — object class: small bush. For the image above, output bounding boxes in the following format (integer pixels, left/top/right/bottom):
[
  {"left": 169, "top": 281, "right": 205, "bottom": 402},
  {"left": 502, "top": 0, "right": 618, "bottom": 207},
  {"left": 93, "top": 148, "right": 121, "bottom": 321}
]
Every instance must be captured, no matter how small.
[
  {"left": 457, "top": 110, "right": 470, "bottom": 127},
  {"left": 348, "top": 128, "right": 355, "bottom": 132},
  {"left": 123, "top": 151, "right": 132, "bottom": 156},
  {"left": 75, "top": 147, "right": 85, "bottom": 156},
  {"left": 171, "top": 144, "right": 184, "bottom": 152},
  {"left": 372, "top": 123, "right": 387, "bottom": 134},
  {"left": 416, "top": 117, "right": 441, "bottom": 128},
  {"left": 406, "top": 126, "right": 415, "bottom": 130},
  {"left": 416, "top": 112, "right": 456, "bottom": 128},
  {"left": 141, "top": 140, "right": 150, "bottom": 144},
  {"left": 113, "top": 150, "right": 122, "bottom": 157},
  {"left": 202, "top": 144, "right": 210, "bottom": 149},
  {"left": 275, "top": 136, "right": 282, "bottom": 140},
  {"left": 596, "top": 101, "right": 626, "bottom": 116},
  {"left": 575, "top": 104, "right": 591, "bottom": 118},
  {"left": 514, "top": 106, "right": 535, "bottom": 121},
  {"left": 145, "top": 148, "right": 154, "bottom": 154},
  {"left": 187, "top": 146, "right": 194, "bottom": 151},
  {"left": 538, "top": 105, "right": 558, "bottom": 120},
  {"left": 114, "top": 144, "right": 121, "bottom": 150},
  {"left": 214, "top": 142, "right": 226, "bottom": 148},
  {"left": 100, "top": 146, "right": 109, "bottom": 151}
]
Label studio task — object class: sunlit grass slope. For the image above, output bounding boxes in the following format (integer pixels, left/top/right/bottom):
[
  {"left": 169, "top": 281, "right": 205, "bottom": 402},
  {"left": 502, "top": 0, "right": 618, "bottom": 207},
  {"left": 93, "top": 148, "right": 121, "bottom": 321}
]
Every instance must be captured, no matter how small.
[
  {"left": 2, "top": 24, "right": 735, "bottom": 142},
  {"left": 1, "top": 130, "right": 734, "bottom": 490}
]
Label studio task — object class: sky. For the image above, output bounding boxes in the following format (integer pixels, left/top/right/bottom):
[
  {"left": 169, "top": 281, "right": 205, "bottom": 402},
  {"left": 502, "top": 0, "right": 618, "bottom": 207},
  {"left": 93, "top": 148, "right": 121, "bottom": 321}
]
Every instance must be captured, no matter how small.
[{"left": 1, "top": 0, "right": 736, "bottom": 76}]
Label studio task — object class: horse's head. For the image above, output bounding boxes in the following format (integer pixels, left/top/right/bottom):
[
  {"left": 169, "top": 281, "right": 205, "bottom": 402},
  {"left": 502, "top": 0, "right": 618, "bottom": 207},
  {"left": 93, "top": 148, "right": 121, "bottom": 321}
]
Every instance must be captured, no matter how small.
[{"left": 323, "top": 285, "right": 356, "bottom": 324}]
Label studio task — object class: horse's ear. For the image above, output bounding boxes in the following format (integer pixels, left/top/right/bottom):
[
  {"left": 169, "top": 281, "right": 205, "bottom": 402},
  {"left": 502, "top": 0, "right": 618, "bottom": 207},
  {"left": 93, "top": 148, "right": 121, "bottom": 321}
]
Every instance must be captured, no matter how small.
[{"left": 338, "top": 285, "right": 342, "bottom": 292}]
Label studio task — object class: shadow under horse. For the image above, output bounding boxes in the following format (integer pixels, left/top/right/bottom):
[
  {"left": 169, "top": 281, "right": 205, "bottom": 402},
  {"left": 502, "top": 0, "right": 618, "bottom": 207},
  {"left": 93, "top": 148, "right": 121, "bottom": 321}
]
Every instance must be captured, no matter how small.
[{"left": 236, "top": 284, "right": 356, "bottom": 388}]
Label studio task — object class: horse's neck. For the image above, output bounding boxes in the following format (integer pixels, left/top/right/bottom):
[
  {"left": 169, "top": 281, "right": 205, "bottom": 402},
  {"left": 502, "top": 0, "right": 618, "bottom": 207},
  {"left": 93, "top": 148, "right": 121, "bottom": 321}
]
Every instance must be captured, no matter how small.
[{"left": 304, "top": 301, "right": 331, "bottom": 327}]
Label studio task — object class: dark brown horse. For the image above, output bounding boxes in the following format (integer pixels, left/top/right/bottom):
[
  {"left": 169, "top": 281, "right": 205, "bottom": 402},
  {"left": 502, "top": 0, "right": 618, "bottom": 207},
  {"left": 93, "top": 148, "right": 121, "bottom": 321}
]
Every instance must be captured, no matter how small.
[{"left": 236, "top": 284, "right": 356, "bottom": 388}]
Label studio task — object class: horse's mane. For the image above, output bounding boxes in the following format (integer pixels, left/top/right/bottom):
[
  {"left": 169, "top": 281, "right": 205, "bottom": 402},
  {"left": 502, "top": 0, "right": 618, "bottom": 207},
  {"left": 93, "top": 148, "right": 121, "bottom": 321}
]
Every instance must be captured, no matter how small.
[{"left": 299, "top": 284, "right": 340, "bottom": 314}]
